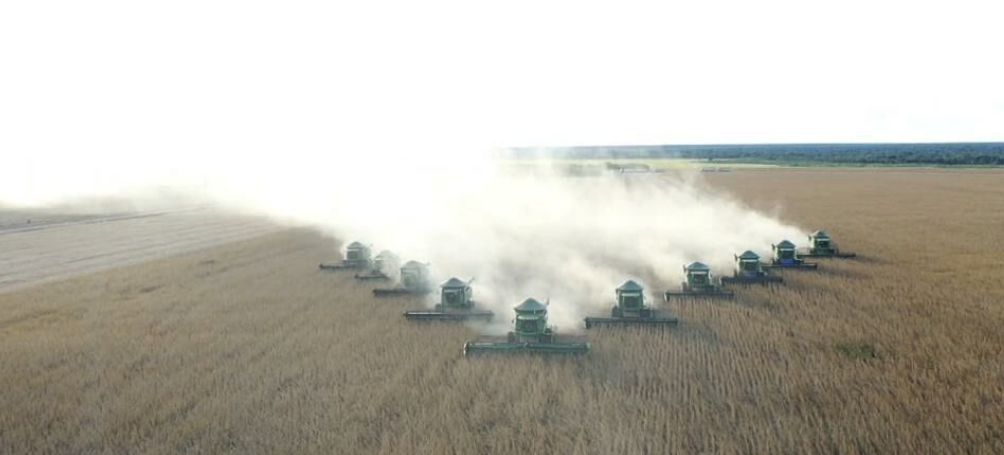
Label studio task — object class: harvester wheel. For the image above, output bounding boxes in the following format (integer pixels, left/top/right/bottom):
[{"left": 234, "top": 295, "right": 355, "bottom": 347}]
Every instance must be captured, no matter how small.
[
  {"left": 640, "top": 308, "right": 653, "bottom": 318},
  {"left": 434, "top": 304, "right": 443, "bottom": 311}
]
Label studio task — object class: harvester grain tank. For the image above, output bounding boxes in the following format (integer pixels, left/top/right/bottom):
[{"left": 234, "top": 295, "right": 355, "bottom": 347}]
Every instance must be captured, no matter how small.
[
  {"left": 403, "top": 277, "right": 493, "bottom": 321},
  {"left": 720, "top": 250, "right": 784, "bottom": 285},
  {"left": 373, "top": 260, "right": 434, "bottom": 296},
  {"left": 800, "top": 230, "right": 857, "bottom": 258},
  {"left": 664, "top": 262, "right": 735, "bottom": 300},
  {"left": 763, "top": 240, "right": 818, "bottom": 270},
  {"left": 463, "top": 298, "right": 589, "bottom": 355},
  {"left": 584, "top": 280, "right": 679, "bottom": 328},
  {"left": 354, "top": 250, "right": 399, "bottom": 280},
  {"left": 319, "top": 241, "right": 372, "bottom": 270}
]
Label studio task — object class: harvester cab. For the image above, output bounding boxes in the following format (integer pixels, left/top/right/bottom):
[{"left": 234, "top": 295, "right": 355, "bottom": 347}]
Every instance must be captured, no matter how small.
[
  {"left": 355, "top": 250, "right": 399, "bottom": 280},
  {"left": 586, "top": 280, "right": 679, "bottom": 328},
  {"left": 665, "top": 262, "right": 735, "bottom": 300},
  {"left": 373, "top": 260, "right": 434, "bottom": 296},
  {"left": 463, "top": 298, "right": 589, "bottom": 355},
  {"left": 399, "top": 261, "right": 430, "bottom": 289},
  {"left": 403, "top": 277, "right": 493, "bottom": 321},
  {"left": 319, "top": 241, "right": 373, "bottom": 270},
  {"left": 802, "top": 230, "right": 857, "bottom": 258},
  {"left": 512, "top": 298, "right": 550, "bottom": 341},
  {"left": 737, "top": 251, "right": 764, "bottom": 275},
  {"left": 439, "top": 277, "right": 474, "bottom": 309},
  {"left": 721, "top": 251, "right": 783, "bottom": 285},
  {"left": 764, "top": 240, "right": 818, "bottom": 270}
]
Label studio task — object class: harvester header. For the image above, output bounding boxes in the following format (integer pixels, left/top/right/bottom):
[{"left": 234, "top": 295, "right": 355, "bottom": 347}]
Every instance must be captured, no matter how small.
[
  {"left": 464, "top": 298, "right": 588, "bottom": 355},
  {"left": 585, "top": 280, "right": 679, "bottom": 328},
  {"left": 319, "top": 241, "right": 373, "bottom": 270},
  {"left": 665, "top": 262, "right": 735, "bottom": 300}
]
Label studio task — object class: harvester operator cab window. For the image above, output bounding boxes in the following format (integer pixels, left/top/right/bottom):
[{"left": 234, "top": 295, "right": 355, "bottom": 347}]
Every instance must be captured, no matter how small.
[
  {"left": 817, "top": 239, "right": 830, "bottom": 249},
  {"left": 620, "top": 293, "right": 641, "bottom": 309},
  {"left": 740, "top": 260, "right": 757, "bottom": 272},
  {"left": 443, "top": 289, "right": 460, "bottom": 305},
  {"left": 778, "top": 249, "right": 794, "bottom": 259},
  {"left": 517, "top": 318, "right": 537, "bottom": 333},
  {"left": 347, "top": 250, "right": 359, "bottom": 260},
  {"left": 691, "top": 272, "right": 708, "bottom": 284}
]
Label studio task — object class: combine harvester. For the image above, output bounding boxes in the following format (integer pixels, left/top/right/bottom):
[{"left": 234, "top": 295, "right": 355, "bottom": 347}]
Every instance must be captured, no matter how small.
[
  {"left": 354, "top": 250, "right": 399, "bottom": 280},
  {"left": 800, "top": 230, "right": 857, "bottom": 258},
  {"left": 584, "top": 280, "right": 678, "bottom": 328},
  {"left": 403, "top": 277, "right": 493, "bottom": 321},
  {"left": 762, "top": 240, "right": 818, "bottom": 270},
  {"left": 319, "top": 241, "right": 372, "bottom": 270},
  {"left": 464, "top": 298, "right": 589, "bottom": 356},
  {"left": 664, "top": 262, "right": 735, "bottom": 300},
  {"left": 720, "top": 251, "right": 784, "bottom": 286},
  {"left": 373, "top": 260, "right": 434, "bottom": 296}
]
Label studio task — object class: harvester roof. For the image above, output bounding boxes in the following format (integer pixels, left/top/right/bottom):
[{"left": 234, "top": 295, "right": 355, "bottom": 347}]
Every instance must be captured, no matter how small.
[
  {"left": 402, "top": 260, "right": 426, "bottom": 269},
  {"left": 738, "top": 250, "right": 760, "bottom": 260},
  {"left": 375, "top": 250, "right": 397, "bottom": 259},
  {"left": 775, "top": 240, "right": 795, "bottom": 249},
  {"left": 515, "top": 298, "right": 547, "bottom": 313},
  {"left": 686, "top": 262, "right": 711, "bottom": 272},
  {"left": 616, "top": 280, "right": 644, "bottom": 292},
  {"left": 810, "top": 230, "right": 830, "bottom": 239},
  {"left": 346, "top": 241, "right": 366, "bottom": 249},
  {"left": 440, "top": 277, "right": 467, "bottom": 289}
]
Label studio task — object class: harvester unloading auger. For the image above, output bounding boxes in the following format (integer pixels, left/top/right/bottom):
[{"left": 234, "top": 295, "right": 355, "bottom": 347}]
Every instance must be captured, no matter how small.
[
  {"left": 762, "top": 240, "right": 818, "bottom": 270},
  {"left": 584, "top": 280, "right": 679, "bottom": 328},
  {"left": 800, "top": 230, "right": 857, "bottom": 258},
  {"left": 354, "top": 250, "right": 399, "bottom": 280},
  {"left": 664, "top": 262, "right": 735, "bottom": 300},
  {"left": 464, "top": 298, "right": 589, "bottom": 356},
  {"left": 319, "top": 242, "right": 372, "bottom": 270},
  {"left": 373, "top": 260, "right": 434, "bottom": 296},
  {"left": 403, "top": 277, "right": 493, "bottom": 321},
  {"left": 719, "top": 251, "right": 784, "bottom": 285}
]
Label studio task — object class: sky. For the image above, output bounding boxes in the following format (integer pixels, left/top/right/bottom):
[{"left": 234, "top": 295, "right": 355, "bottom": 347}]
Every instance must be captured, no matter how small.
[
  {"left": 2, "top": 0, "right": 1001, "bottom": 327},
  {"left": 1, "top": 0, "right": 1003, "bottom": 200}
]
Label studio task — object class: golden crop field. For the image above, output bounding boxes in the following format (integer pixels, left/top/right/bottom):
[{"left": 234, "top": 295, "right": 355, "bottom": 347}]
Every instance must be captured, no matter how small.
[{"left": 2, "top": 168, "right": 1004, "bottom": 455}]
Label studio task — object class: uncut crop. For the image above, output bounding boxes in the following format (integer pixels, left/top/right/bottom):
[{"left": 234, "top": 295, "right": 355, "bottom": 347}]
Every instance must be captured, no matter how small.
[{"left": 2, "top": 168, "right": 1003, "bottom": 455}]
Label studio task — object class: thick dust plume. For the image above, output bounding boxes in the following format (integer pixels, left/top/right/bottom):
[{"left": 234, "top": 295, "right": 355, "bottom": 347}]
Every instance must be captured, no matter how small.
[{"left": 233, "top": 152, "right": 804, "bottom": 332}]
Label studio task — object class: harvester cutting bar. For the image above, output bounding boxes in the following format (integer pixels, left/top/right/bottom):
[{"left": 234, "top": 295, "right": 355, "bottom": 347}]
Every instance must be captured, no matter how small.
[
  {"left": 721, "top": 275, "right": 783, "bottom": 285},
  {"left": 584, "top": 315, "right": 678, "bottom": 329},
  {"left": 664, "top": 290, "right": 735, "bottom": 300},
  {"left": 762, "top": 263, "right": 818, "bottom": 270},
  {"left": 403, "top": 310, "right": 494, "bottom": 321},
  {"left": 800, "top": 251, "right": 857, "bottom": 258},
  {"left": 354, "top": 271, "right": 391, "bottom": 280},
  {"left": 373, "top": 287, "right": 433, "bottom": 297},
  {"left": 463, "top": 340, "right": 589, "bottom": 356},
  {"left": 319, "top": 261, "right": 365, "bottom": 270}
]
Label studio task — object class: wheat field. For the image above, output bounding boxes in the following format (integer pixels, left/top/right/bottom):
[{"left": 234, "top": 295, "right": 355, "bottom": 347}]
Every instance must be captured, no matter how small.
[{"left": 2, "top": 168, "right": 1003, "bottom": 455}]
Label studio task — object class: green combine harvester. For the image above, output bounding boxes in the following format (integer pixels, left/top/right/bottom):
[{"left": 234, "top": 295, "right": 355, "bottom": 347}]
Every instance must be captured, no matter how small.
[
  {"left": 762, "top": 240, "right": 818, "bottom": 270},
  {"left": 403, "top": 277, "right": 493, "bottom": 321},
  {"left": 584, "top": 280, "right": 679, "bottom": 328},
  {"left": 800, "top": 230, "right": 857, "bottom": 258},
  {"left": 464, "top": 298, "right": 589, "bottom": 356},
  {"left": 664, "top": 262, "right": 735, "bottom": 300},
  {"left": 373, "top": 260, "right": 434, "bottom": 296},
  {"left": 354, "top": 250, "right": 399, "bottom": 280},
  {"left": 720, "top": 250, "right": 784, "bottom": 285},
  {"left": 319, "top": 241, "right": 372, "bottom": 270}
]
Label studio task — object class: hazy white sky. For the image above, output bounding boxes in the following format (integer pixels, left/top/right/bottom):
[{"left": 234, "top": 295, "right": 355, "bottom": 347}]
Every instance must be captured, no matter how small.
[{"left": 1, "top": 1, "right": 1003, "bottom": 201}]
